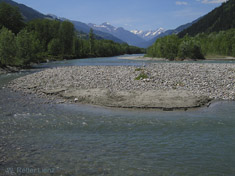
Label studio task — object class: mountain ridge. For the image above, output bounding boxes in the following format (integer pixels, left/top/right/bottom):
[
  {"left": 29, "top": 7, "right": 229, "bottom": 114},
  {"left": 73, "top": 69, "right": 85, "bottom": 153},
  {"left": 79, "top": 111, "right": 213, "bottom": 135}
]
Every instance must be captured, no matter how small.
[
  {"left": 88, "top": 22, "right": 146, "bottom": 47},
  {"left": 0, "top": 0, "right": 46, "bottom": 21},
  {"left": 0, "top": 0, "right": 125, "bottom": 43},
  {"left": 178, "top": 0, "right": 235, "bottom": 37},
  {"left": 0, "top": 0, "right": 210, "bottom": 48},
  {"left": 131, "top": 28, "right": 165, "bottom": 41},
  {"left": 141, "top": 18, "right": 201, "bottom": 48}
]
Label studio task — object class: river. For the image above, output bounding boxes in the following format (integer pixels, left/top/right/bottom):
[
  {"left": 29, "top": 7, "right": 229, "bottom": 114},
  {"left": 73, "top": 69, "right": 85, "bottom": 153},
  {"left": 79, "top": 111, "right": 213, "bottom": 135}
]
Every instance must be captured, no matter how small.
[{"left": 0, "top": 54, "right": 235, "bottom": 175}]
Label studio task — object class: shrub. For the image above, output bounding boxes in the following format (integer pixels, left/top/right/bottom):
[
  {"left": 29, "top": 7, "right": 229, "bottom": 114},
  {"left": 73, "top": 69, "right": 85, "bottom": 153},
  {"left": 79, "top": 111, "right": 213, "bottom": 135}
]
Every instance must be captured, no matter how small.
[
  {"left": 0, "top": 27, "right": 16, "bottom": 66},
  {"left": 135, "top": 71, "right": 149, "bottom": 80},
  {"left": 178, "top": 36, "right": 204, "bottom": 60}
]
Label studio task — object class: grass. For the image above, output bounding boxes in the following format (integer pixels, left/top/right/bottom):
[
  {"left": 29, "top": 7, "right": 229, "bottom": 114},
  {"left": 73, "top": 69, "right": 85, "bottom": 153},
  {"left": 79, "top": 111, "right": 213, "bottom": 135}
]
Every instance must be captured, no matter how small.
[
  {"left": 135, "top": 71, "right": 149, "bottom": 80},
  {"left": 135, "top": 68, "right": 143, "bottom": 72}
]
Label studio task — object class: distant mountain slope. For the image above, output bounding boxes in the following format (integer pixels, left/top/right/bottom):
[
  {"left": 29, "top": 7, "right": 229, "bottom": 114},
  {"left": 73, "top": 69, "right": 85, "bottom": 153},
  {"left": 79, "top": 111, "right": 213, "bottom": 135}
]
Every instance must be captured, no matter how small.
[
  {"left": 71, "top": 21, "right": 124, "bottom": 43},
  {"left": 178, "top": 0, "right": 235, "bottom": 37},
  {"left": 140, "top": 18, "right": 200, "bottom": 48},
  {"left": 0, "top": 0, "right": 46, "bottom": 21},
  {"left": 0, "top": 0, "right": 124, "bottom": 43},
  {"left": 88, "top": 22, "right": 146, "bottom": 47}
]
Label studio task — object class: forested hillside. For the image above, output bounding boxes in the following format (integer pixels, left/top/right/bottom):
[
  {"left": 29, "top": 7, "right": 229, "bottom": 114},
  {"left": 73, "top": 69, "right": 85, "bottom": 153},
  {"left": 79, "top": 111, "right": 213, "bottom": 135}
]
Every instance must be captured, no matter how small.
[
  {"left": 0, "top": 0, "right": 46, "bottom": 21},
  {"left": 0, "top": 2, "right": 143, "bottom": 67},
  {"left": 178, "top": 0, "right": 235, "bottom": 37},
  {"left": 147, "top": 0, "right": 235, "bottom": 60},
  {"left": 147, "top": 29, "right": 235, "bottom": 60}
]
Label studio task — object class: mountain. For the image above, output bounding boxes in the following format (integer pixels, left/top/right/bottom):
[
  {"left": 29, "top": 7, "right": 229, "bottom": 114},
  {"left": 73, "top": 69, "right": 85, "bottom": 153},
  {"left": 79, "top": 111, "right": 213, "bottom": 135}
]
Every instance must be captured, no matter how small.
[
  {"left": 178, "top": 0, "right": 235, "bottom": 37},
  {"left": 0, "top": 0, "right": 47, "bottom": 21},
  {"left": 131, "top": 28, "right": 165, "bottom": 41},
  {"left": 142, "top": 18, "right": 201, "bottom": 48},
  {"left": 0, "top": 0, "right": 124, "bottom": 43},
  {"left": 46, "top": 15, "right": 125, "bottom": 43},
  {"left": 88, "top": 22, "right": 146, "bottom": 47},
  {"left": 72, "top": 21, "right": 124, "bottom": 43}
]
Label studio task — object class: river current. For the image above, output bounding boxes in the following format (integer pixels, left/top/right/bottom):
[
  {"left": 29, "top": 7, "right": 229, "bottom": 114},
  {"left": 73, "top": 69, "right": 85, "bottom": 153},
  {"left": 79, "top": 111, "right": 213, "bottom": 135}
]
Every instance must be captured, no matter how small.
[{"left": 0, "top": 55, "right": 235, "bottom": 175}]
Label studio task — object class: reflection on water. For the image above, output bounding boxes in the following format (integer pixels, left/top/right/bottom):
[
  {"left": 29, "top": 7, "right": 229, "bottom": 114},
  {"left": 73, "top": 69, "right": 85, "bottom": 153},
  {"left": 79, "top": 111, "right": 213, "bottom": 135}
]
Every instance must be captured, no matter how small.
[{"left": 0, "top": 55, "right": 235, "bottom": 175}]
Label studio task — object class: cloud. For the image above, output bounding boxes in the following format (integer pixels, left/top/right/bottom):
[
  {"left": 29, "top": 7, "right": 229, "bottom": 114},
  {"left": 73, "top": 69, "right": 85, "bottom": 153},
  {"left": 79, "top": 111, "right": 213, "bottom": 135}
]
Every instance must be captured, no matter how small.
[
  {"left": 197, "top": 0, "right": 228, "bottom": 4},
  {"left": 176, "top": 1, "right": 188, "bottom": 5}
]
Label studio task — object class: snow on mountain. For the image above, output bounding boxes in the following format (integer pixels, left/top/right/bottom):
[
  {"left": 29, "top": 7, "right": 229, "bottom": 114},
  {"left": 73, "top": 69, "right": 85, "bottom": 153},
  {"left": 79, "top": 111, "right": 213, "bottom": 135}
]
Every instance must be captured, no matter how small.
[
  {"left": 131, "top": 28, "right": 165, "bottom": 40},
  {"left": 131, "top": 30, "right": 144, "bottom": 35},
  {"left": 88, "top": 22, "right": 146, "bottom": 47}
]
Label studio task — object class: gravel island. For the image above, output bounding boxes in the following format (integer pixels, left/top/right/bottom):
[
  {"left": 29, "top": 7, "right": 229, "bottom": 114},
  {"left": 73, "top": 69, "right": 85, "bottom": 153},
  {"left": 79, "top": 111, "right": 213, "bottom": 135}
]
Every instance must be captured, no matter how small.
[{"left": 8, "top": 63, "right": 235, "bottom": 110}]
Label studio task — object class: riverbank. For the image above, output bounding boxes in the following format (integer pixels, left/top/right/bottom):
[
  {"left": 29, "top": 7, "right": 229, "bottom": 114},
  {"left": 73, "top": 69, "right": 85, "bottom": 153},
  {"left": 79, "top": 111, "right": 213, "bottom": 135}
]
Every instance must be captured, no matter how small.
[
  {"left": 8, "top": 63, "right": 235, "bottom": 110},
  {"left": 0, "top": 66, "right": 23, "bottom": 74},
  {"left": 119, "top": 56, "right": 166, "bottom": 61},
  {"left": 124, "top": 55, "right": 235, "bottom": 61}
]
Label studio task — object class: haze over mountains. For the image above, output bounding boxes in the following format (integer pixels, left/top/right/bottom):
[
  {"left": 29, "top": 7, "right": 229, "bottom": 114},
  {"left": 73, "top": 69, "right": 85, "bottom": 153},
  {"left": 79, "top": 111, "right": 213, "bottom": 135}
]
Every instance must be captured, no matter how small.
[{"left": 0, "top": 0, "right": 209, "bottom": 48}]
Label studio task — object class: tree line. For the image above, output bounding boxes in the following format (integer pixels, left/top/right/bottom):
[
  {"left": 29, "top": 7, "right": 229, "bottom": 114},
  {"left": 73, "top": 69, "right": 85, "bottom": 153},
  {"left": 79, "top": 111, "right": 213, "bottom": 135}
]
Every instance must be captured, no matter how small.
[
  {"left": 0, "top": 2, "right": 143, "bottom": 67},
  {"left": 146, "top": 28, "right": 235, "bottom": 60}
]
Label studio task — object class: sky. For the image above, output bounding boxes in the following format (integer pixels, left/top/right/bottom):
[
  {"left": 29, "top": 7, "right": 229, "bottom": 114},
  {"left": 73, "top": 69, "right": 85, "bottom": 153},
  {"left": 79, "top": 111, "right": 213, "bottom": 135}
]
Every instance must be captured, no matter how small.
[{"left": 13, "top": 0, "right": 227, "bottom": 31}]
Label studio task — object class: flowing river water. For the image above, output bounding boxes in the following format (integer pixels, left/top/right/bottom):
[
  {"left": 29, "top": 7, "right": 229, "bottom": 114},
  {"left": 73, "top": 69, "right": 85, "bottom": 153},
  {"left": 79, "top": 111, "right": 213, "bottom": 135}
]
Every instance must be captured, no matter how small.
[{"left": 0, "top": 55, "right": 235, "bottom": 176}]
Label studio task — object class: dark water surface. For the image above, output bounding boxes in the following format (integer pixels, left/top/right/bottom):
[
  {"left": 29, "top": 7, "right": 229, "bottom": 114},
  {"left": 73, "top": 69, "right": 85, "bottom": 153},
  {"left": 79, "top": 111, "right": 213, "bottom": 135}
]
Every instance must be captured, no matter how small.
[{"left": 0, "top": 55, "right": 235, "bottom": 175}]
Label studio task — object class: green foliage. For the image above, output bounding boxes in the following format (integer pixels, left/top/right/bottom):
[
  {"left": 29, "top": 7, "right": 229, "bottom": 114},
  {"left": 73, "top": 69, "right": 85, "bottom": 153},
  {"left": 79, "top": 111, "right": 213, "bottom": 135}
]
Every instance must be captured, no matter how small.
[
  {"left": 89, "top": 28, "right": 95, "bottom": 55},
  {"left": 0, "top": 3, "right": 143, "bottom": 67},
  {"left": 135, "top": 71, "right": 149, "bottom": 80},
  {"left": 163, "top": 35, "right": 180, "bottom": 60},
  {"left": 59, "top": 21, "right": 74, "bottom": 55},
  {"left": 147, "top": 35, "right": 182, "bottom": 60},
  {"left": 178, "top": 0, "right": 235, "bottom": 37},
  {"left": 135, "top": 68, "right": 143, "bottom": 71},
  {"left": 27, "top": 19, "right": 60, "bottom": 52},
  {"left": 148, "top": 28, "right": 235, "bottom": 59},
  {"left": 0, "top": 2, "right": 25, "bottom": 34},
  {"left": 0, "top": 27, "right": 16, "bottom": 65},
  {"left": 197, "top": 29, "right": 235, "bottom": 57},
  {"left": 16, "top": 29, "right": 42, "bottom": 65},
  {"left": 178, "top": 35, "right": 204, "bottom": 60},
  {"left": 48, "top": 38, "right": 62, "bottom": 56}
]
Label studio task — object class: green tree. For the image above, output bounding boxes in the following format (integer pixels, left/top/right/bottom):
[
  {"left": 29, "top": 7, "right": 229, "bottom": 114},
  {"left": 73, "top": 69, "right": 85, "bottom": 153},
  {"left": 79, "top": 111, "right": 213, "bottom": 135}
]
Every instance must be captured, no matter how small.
[
  {"left": 163, "top": 35, "right": 179, "bottom": 60},
  {"left": 48, "top": 38, "right": 62, "bottom": 56},
  {"left": 89, "top": 28, "right": 95, "bottom": 55},
  {"left": 178, "top": 35, "right": 204, "bottom": 60},
  {"left": 59, "top": 21, "right": 75, "bottom": 55},
  {"left": 0, "top": 27, "right": 16, "bottom": 66},
  {"left": 16, "top": 30, "right": 42, "bottom": 65},
  {"left": 27, "top": 19, "right": 60, "bottom": 52},
  {"left": 147, "top": 35, "right": 179, "bottom": 60},
  {"left": 0, "top": 2, "right": 24, "bottom": 34}
]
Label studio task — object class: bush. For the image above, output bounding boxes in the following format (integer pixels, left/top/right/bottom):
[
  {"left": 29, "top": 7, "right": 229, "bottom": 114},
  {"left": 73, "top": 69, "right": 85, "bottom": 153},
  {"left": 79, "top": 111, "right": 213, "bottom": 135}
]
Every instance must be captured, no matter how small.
[
  {"left": 135, "top": 71, "right": 149, "bottom": 80},
  {"left": 48, "top": 38, "right": 62, "bottom": 56},
  {"left": 0, "top": 27, "right": 16, "bottom": 66},
  {"left": 178, "top": 36, "right": 204, "bottom": 60},
  {"left": 147, "top": 35, "right": 180, "bottom": 60},
  {"left": 16, "top": 30, "right": 42, "bottom": 65}
]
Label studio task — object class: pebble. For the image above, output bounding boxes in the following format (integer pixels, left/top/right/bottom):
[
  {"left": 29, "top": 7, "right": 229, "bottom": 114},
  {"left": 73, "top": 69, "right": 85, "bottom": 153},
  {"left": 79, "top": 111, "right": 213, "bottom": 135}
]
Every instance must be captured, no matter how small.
[{"left": 7, "top": 63, "right": 235, "bottom": 101}]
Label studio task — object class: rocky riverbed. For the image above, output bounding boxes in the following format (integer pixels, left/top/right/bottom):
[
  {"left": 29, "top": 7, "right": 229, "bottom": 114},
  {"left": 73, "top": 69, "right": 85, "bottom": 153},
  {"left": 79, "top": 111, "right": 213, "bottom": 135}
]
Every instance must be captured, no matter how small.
[{"left": 8, "top": 63, "right": 235, "bottom": 110}]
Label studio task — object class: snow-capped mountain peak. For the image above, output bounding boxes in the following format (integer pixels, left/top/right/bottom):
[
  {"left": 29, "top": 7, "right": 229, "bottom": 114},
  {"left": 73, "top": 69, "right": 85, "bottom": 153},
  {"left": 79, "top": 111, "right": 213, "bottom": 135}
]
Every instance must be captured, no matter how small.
[
  {"left": 131, "top": 30, "right": 144, "bottom": 35},
  {"left": 131, "top": 28, "right": 165, "bottom": 40},
  {"left": 88, "top": 22, "right": 116, "bottom": 32}
]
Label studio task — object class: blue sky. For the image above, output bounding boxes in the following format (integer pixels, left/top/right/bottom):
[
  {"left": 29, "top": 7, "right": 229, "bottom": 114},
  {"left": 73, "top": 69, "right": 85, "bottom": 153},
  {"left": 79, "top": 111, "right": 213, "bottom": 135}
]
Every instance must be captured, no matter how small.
[{"left": 14, "top": 0, "right": 227, "bottom": 31}]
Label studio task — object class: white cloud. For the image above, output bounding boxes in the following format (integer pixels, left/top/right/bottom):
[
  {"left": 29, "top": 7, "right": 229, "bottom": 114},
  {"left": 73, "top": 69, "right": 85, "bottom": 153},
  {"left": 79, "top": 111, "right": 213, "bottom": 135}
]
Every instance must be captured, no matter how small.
[
  {"left": 176, "top": 1, "right": 188, "bottom": 5},
  {"left": 198, "top": 0, "right": 228, "bottom": 4}
]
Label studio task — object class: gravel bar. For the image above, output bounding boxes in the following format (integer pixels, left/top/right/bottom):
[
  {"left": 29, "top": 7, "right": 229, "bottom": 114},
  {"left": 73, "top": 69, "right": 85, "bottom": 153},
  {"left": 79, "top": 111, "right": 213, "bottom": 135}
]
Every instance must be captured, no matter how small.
[{"left": 8, "top": 63, "right": 235, "bottom": 110}]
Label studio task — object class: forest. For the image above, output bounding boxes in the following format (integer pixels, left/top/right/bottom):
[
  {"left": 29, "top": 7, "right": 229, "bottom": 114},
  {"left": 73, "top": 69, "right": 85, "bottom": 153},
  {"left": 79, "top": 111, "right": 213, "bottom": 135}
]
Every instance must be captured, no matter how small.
[
  {"left": 147, "top": 0, "right": 235, "bottom": 60},
  {"left": 146, "top": 29, "right": 235, "bottom": 60},
  {"left": 0, "top": 2, "right": 143, "bottom": 67}
]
